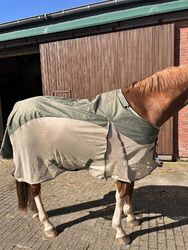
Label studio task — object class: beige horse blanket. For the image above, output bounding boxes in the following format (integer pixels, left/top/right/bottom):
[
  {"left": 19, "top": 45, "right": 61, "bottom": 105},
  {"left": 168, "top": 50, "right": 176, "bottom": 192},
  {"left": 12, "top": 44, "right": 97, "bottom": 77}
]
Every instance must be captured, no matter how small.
[{"left": 0, "top": 89, "right": 161, "bottom": 184}]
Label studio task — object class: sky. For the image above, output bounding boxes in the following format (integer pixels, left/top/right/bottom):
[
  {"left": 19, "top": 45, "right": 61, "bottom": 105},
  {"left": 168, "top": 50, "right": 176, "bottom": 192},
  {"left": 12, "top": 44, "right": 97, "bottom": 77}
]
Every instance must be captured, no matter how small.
[{"left": 0, "top": 0, "right": 103, "bottom": 24}]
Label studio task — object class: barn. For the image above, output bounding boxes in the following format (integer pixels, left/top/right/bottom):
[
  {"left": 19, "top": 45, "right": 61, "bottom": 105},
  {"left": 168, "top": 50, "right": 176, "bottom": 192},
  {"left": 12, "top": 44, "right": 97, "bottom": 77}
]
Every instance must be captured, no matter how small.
[{"left": 0, "top": 0, "right": 188, "bottom": 160}]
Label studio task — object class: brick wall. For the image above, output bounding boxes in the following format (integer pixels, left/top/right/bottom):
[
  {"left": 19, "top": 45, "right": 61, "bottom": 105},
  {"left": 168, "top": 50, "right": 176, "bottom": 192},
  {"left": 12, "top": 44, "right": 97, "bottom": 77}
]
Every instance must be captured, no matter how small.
[{"left": 176, "top": 22, "right": 188, "bottom": 158}]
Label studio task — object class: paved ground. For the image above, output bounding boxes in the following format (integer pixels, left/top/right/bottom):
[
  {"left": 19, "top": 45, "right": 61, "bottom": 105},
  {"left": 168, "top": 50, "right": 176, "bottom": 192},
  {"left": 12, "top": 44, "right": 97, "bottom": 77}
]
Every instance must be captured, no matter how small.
[{"left": 0, "top": 159, "right": 188, "bottom": 250}]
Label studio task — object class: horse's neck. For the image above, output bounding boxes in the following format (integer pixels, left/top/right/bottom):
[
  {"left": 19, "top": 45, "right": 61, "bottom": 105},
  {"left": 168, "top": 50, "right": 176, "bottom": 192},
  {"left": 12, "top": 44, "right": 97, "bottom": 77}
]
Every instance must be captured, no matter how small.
[{"left": 122, "top": 85, "right": 188, "bottom": 128}]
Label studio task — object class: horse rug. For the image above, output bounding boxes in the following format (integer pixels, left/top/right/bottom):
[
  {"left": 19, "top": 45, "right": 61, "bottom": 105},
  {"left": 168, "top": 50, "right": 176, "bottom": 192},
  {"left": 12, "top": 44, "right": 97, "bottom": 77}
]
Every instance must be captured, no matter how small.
[{"left": 0, "top": 89, "right": 162, "bottom": 184}]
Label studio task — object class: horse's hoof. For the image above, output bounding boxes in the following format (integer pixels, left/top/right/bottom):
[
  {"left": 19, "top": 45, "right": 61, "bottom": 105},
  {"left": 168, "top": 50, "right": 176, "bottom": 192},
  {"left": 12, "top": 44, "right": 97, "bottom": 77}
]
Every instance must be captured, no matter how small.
[
  {"left": 45, "top": 229, "right": 58, "bottom": 238},
  {"left": 127, "top": 218, "right": 140, "bottom": 227},
  {"left": 115, "top": 236, "right": 131, "bottom": 245}
]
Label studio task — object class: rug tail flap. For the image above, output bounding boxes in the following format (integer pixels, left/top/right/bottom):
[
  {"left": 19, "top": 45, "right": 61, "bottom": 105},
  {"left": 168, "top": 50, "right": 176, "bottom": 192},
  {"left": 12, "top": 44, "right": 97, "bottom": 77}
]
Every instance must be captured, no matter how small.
[{"left": 0, "top": 128, "right": 13, "bottom": 159}]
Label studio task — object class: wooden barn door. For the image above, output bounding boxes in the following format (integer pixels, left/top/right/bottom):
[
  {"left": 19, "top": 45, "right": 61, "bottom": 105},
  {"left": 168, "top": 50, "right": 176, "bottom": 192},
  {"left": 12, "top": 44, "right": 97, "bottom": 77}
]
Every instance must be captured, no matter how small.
[{"left": 40, "top": 24, "right": 174, "bottom": 156}]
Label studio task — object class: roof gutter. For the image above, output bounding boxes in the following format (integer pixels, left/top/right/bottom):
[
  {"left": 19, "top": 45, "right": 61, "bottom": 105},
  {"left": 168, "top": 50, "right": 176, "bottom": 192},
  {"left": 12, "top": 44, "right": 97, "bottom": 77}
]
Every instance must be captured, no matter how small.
[
  {"left": 0, "top": 0, "right": 188, "bottom": 42},
  {"left": 0, "top": 0, "right": 143, "bottom": 30}
]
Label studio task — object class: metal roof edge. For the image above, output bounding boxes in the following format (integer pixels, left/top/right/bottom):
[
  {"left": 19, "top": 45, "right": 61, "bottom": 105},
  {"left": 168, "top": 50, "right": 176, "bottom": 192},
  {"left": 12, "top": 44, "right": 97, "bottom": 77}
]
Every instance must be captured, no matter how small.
[
  {"left": 0, "top": 0, "right": 188, "bottom": 42},
  {"left": 0, "top": 0, "right": 150, "bottom": 30},
  {"left": 0, "top": 0, "right": 145, "bottom": 32}
]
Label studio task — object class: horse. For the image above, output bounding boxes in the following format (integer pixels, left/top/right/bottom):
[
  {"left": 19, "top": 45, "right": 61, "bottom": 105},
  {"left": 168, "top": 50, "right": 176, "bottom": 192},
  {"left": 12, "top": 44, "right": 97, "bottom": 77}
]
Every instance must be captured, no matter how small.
[{"left": 1, "top": 65, "right": 188, "bottom": 245}]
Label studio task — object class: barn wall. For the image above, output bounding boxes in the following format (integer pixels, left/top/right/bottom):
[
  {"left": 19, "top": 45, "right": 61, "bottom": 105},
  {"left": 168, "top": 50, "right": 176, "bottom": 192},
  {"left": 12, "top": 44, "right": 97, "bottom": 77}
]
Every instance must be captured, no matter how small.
[
  {"left": 40, "top": 24, "right": 174, "bottom": 155},
  {"left": 40, "top": 24, "right": 174, "bottom": 98},
  {"left": 175, "top": 21, "right": 188, "bottom": 158}
]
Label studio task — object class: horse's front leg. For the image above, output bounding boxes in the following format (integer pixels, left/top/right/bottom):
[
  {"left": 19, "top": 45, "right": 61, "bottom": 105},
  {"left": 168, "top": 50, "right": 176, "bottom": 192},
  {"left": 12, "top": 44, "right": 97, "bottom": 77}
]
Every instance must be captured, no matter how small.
[
  {"left": 123, "top": 182, "right": 139, "bottom": 227},
  {"left": 112, "top": 181, "right": 131, "bottom": 245},
  {"left": 31, "top": 184, "right": 57, "bottom": 238}
]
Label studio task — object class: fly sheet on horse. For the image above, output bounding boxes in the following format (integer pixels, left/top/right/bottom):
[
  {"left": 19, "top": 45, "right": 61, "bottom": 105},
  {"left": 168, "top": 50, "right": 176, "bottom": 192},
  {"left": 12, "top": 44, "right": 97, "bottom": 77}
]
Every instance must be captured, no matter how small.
[
  {"left": 1, "top": 89, "right": 160, "bottom": 184},
  {"left": 2, "top": 65, "right": 188, "bottom": 244}
]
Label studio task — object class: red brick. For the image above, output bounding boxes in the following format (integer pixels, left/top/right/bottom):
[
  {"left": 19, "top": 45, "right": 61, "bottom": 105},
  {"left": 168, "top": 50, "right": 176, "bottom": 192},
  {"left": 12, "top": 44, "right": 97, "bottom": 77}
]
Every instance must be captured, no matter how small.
[{"left": 176, "top": 22, "right": 188, "bottom": 157}]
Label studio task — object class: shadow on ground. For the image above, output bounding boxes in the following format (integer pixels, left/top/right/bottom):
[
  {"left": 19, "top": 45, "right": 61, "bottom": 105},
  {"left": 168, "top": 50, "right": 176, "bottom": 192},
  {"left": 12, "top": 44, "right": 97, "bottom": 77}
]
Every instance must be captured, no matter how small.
[{"left": 47, "top": 185, "right": 188, "bottom": 239}]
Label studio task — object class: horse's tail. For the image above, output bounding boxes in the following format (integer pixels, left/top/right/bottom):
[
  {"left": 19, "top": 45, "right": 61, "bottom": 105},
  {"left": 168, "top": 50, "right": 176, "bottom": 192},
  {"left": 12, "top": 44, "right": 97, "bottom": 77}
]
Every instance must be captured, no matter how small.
[{"left": 16, "top": 180, "right": 31, "bottom": 211}]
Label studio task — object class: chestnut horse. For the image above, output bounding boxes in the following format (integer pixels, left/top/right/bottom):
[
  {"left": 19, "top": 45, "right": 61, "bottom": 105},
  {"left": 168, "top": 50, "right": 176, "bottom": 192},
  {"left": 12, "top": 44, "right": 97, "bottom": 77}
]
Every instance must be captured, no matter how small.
[{"left": 3, "top": 65, "right": 188, "bottom": 245}]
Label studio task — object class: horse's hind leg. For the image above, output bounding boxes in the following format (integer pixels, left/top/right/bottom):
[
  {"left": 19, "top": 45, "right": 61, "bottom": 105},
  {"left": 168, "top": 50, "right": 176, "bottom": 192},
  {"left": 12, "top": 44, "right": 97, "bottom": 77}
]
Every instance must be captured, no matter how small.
[
  {"left": 31, "top": 184, "right": 57, "bottom": 238},
  {"left": 112, "top": 181, "right": 131, "bottom": 245},
  {"left": 123, "top": 182, "right": 139, "bottom": 227},
  {"left": 27, "top": 190, "right": 38, "bottom": 216}
]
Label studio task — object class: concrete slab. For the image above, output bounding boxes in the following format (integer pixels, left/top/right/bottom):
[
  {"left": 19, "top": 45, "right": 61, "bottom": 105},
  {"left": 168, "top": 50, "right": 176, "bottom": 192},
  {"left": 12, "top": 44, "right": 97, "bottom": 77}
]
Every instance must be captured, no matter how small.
[{"left": 135, "top": 162, "right": 188, "bottom": 187}]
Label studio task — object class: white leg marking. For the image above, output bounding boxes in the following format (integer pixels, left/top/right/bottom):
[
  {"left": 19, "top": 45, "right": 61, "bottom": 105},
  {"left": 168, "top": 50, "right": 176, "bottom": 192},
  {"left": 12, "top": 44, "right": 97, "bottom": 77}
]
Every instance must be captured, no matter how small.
[
  {"left": 32, "top": 213, "right": 39, "bottom": 220},
  {"left": 28, "top": 194, "right": 39, "bottom": 219},
  {"left": 34, "top": 194, "right": 56, "bottom": 235},
  {"left": 28, "top": 194, "right": 38, "bottom": 213},
  {"left": 123, "top": 202, "right": 136, "bottom": 222},
  {"left": 112, "top": 190, "right": 126, "bottom": 239}
]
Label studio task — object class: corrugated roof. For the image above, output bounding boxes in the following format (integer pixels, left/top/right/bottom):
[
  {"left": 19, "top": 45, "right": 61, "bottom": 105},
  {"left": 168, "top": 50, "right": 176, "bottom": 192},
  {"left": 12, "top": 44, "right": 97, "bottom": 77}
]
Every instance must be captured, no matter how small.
[{"left": 0, "top": 0, "right": 188, "bottom": 42}]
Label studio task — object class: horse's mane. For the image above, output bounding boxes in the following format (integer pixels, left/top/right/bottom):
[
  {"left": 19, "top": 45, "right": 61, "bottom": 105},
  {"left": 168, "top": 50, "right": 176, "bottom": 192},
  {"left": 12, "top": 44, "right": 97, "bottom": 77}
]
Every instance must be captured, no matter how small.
[{"left": 124, "top": 65, "right": 188, "bottom": 95}]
